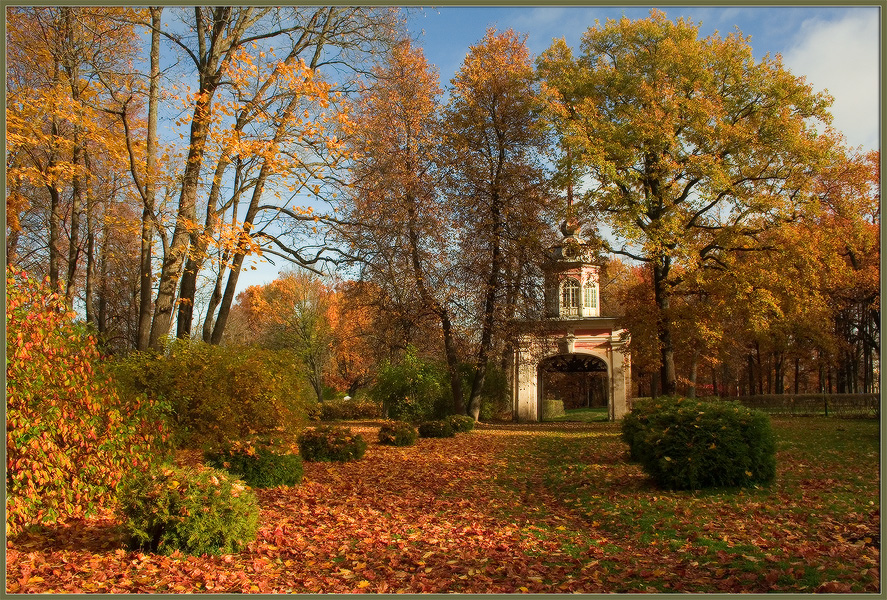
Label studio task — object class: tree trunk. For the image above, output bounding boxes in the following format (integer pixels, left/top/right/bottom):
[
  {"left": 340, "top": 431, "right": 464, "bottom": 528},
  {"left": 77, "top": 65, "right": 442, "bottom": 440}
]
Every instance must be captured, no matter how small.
[
  {"left": 136, "top": 7, "right": 161, "bottom": 351},
  {"left": 652, "top": 257, "right": 676, "bottom": 395},
  {"left": 794, "top": 356, "right": 801, "bottom": 395},
  {"left": 149, "top": 82, "right": 217, "bottom": 348},
  {"left": 687, "top": 348, "right": 699, "bottom": 397},
  {"left": 83, "top": 154, "right": 95, "bottom": 325},
  {"left": 210, "top": 209, "right": 262, "bottom": 345},
  {"left": 62, "top": 7, "right": 84, "bottom": 306},
  {"left": 755, "top": 342, "right": 764, "bottom": 394},
  {"left": 773, "top": 351, "right": 784, "bottom": 394},
  {"left": 467, "top": 199, "right": 503, "bottom": 420},
  {"left": 747, "top": 352, "right": 755, "bottom": 396},
  {"left": 404, "top": 198, "right": 464, "bottom": 415}
]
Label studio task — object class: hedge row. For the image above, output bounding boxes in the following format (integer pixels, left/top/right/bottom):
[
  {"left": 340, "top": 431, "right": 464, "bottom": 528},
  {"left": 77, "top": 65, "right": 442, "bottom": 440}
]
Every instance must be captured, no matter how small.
[{"left": 319, "top": 398, "right": 383, "bottom": 421}]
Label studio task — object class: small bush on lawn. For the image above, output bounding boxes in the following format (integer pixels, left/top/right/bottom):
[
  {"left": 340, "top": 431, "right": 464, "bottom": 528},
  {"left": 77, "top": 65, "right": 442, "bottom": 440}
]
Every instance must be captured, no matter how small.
[
  {"left": 378, "top": 421, "right": 419, "bottom": 446},
  {"left": 297, "top": 425, "right": 367, "bottom": 462},
  {"left": 418, "top": 420, "right": 455, "bottom": 438},
  {"left": 446, "top": 414, "right": 475, "bottom": 433},
  {"left": 543, "top": 398, "right": 566, "bottom": 419},
  {"left": 118, "top": 464, "right": 258, "bottom": 556},
  {"left": 621, "top": 396, "right": 776, "bottom": 490},
  {"left": 205, "top": 440, "right": 303, "bottom": 488},
  {"left": 321, "top": 397, "right": 383, "bottom": 421}
]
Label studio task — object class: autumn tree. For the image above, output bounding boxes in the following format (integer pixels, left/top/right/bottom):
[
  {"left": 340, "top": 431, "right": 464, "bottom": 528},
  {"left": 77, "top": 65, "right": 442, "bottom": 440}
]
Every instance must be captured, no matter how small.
[
  {"left": 6, "top": 7, "right": 143, "bottom": 307},
  {"left": 538, "top": 10, "right": 840, "bottom": 395},
  {"left": 234, "top": 270, "right": 337, "bottom": 404},
  {"left": 340, "top": 40, "right": 469, "bottom": 413},
  {"left": 326, "top": 281, "right": 385, "bottom": 397},
  {"left": 441, "top": 28, "right": 555, "bottom": 419},
  {"left": 117, "top": 7, "right": 403, "bottom": 349}
]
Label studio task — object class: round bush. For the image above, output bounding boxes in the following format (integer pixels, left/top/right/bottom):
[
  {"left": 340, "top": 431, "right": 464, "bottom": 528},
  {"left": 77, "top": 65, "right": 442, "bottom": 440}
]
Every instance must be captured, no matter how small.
[
  {"left": 205, "top": 441, "right": 303, "bottom": 488},
  {"left": 378, "top": 421, "right": 419, "bottom": 446},
  {"left": 112, "top": 340, "right": 312, "bottom": 450},
  {"left": 621, "top": 396, "right": 776, "bottom": 490},
  {"left": 446, "top": 414, "right": 476, "bottom": 433},
  {"left": 418, "top": 420, "right": 455, "bottom": 438},
  {"left": 297, "top": 425, "right": 367, "bottom": 462},
  {"left": 542, "top": 398, "right": 566, "bottom": 419},
  {"left": 118, "top": 464, "right": 259, "bottom": 556},
  {"left": 371, "top": 346, "right": 446, "bottom": 422}
]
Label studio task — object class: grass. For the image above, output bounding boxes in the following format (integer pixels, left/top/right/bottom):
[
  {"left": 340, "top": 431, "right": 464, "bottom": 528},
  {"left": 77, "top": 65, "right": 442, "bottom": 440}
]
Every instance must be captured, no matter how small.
[
  {"left": 524, "top": 416, "right": 879, "bottom": 592},
  {"left": 545, "top": 406, "right": 609, "bottom": 423}
]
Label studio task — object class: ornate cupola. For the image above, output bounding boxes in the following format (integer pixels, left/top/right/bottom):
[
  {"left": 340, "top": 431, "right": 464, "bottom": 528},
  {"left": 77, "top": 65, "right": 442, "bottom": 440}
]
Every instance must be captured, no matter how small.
[{"left": 543, "top": 217, "right": 600, "bottom": 319}]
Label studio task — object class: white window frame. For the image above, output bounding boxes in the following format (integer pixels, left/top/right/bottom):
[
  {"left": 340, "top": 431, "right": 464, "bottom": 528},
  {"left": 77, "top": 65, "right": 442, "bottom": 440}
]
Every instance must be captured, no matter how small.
[
  {"left": 584, "top": 283, "right": 598, "bottom": 311},
  {"left": 560, "top": 278, "right": 580, "bottom": 316}
]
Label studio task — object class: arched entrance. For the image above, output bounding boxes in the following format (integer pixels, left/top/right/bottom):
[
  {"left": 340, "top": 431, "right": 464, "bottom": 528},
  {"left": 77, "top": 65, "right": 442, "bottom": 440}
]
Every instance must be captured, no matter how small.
[
  {"left": 509, "top": 321, "right": 630, "bottom": 422},
  {"left": 538, "top": 353, "right": 609, "bottom": 420}
]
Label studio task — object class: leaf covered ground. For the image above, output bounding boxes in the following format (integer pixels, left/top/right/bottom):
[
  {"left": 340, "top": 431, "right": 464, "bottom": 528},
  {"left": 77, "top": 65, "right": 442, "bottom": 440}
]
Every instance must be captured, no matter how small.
[{"left": 6, "top": 418, "right": 880, "bottom": 593}]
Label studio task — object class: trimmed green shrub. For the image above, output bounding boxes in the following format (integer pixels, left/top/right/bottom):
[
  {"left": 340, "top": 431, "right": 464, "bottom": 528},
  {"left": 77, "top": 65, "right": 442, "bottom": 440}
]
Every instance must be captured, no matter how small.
[
  {"left": 446, "top": 414, "right": 476, "bottom": 433},
  {"left": 621, "top": 396, "right": 776, "bottom": 490},
  {"left": 320, "top": 397, "right": 383, "bottom": 421},
  {"left": 543, "top": 398, "right": 566, "bottom": 419},
  {"left": 205, "top": 440, "right": 303, "bottom": 488},
  {"left": 621, "top": 397, "right": 660, "bottom": 461},
  {"left": 6, "top": 266, "right": 169, "bottom": 537},
  {"left": 113, "top": 340, "right": 313, "bottom": 450},
  {"left": 378, "top": 421, "right": 419, "bottom": 447},
  {"left": 371, "top": 346, "right": 446, "bottom": 422},
  {"left": 297, "top": 425, "right": 367, "bottom": 462},
  {"left": 118, "top": 464, "right": 258, "bottom": 556},
  {"left": 418, "top": 420, "right": 455, "bottom": 438}
]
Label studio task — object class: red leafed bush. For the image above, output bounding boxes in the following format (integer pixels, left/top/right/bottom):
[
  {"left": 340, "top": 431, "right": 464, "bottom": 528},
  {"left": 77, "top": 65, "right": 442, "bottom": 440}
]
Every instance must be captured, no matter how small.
[{"left": 6, "top": 267, "right": 168, "bottom": 537}]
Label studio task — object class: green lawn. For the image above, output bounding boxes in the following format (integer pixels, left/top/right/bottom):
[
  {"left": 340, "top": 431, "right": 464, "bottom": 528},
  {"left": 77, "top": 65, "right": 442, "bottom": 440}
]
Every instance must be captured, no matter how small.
[
  {"left": 546, "top": 406, "right": 610, "bottom": 422},
  {"left": 516, "top": 416, "right": 880, "bottom": 592}
]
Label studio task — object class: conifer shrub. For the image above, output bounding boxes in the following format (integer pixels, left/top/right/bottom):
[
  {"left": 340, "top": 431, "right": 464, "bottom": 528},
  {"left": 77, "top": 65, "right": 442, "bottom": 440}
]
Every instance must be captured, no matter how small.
[
  {"left": 205, "top": 440, "right": 303, "bottom": 488},
  {"left": 418, "top": 420, "right": 455, "bottom": 438},
  {"left": 6, "top": 267, "right": 169, "bottom": 537},
  {"left": 297, "top": 425, "right": 367, "bottom": 462},
  {"left": 377, "top": 421, "right": 419, "bottom": 447},
  {"left": 118, "top": 463, "right": 258, "bottom": 556},
  {"left": 446, "top": 414, "right": 476, "bottom": 433},
  {"left": 621, "top": 396, "right": 776, "bottom": 490},
  {"left": 542, "top": 398, "right": 566, "bottom": 419}
]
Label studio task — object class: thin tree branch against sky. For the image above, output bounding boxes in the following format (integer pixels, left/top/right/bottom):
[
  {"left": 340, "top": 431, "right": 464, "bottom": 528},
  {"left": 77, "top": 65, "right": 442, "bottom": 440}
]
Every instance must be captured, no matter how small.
[{"left": 225, "top": 5, "right": 882, "bottom": 290}]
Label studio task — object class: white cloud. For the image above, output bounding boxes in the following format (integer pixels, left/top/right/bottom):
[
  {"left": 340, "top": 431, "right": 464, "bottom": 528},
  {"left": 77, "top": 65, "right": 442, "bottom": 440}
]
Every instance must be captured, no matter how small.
[{"left": 781, "top": 12, "right": 880, "bottom": 150}]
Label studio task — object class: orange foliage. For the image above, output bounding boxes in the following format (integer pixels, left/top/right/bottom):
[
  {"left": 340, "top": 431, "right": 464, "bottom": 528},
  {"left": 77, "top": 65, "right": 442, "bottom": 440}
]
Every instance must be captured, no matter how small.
[{"left": 6, "top": 266, "right": 167, "bottom": 537}]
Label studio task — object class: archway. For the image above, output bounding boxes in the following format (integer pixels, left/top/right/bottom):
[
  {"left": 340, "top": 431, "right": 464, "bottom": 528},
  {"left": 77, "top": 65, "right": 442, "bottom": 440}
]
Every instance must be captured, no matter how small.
[
  {"left": 538, "top": 353, "right": 609, "bottom": 421},
  {"left": 509, "top": 319, "right": 630, "bottom": 422}
]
